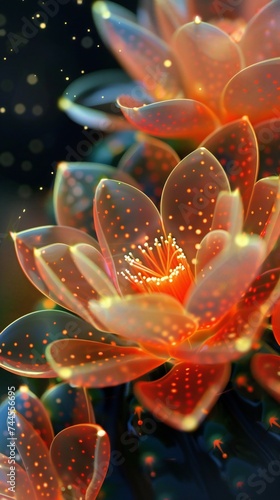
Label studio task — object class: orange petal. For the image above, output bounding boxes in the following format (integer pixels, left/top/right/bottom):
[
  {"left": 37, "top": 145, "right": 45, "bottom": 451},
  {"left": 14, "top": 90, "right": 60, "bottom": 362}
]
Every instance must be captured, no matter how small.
[
  {"left": 94, "top": 178, "right": 163, "bottom": 292},
  {"left": 50, "top": 423, "right": 110, "bottom": 499},
  {"left": 93, "top": 1, "right": 181, "bottom": 100},
  {"left": 272, "top": 298, "right": 280, "bottom": 345},
  {"left": 0, "top": 310, "right": 115, "bottom": 378},
  {"left": 46, "top": 339, "right": 163, "bottom": 387},
  {"left": 0, "top": 453, "right": 34, "bottom": 498},
  {"left": 161, "top": 147, "right": 230, "bottom": 268},
  {"left": 118, "top": 135, "right": 180, "bottom": 206},
  {"left": 200, "top": 117, "right": 259, "bottom": 215},
  {"left": 54, "top": 162, "right": 140, "bottom": 233},
  {"left": 134, "top": 361, "right": 231, "bottom": 431},
  {"left": 241, "top": 0, "right": 272, "bottom": 21},
  {"left": 172, "top": 20, "right": 243, "bottom": 113},
  {"left": 222, "top": 58, "right": 280, "bottom": 124},
  {"left": 240, "top": 1, "right": 280, "bottom": 64},
  {"left": 117, "top": 95, "right": 219, "bottom": 142},
  {"left": 15, "top": 413, "right": 62, "bottom": 499},
  {"left": 41, "top": 383, "right": 96, "bottom": 432},
  {"left": 211, "top": 190, "right": 244, "bottom": 236},
  {"left": 13, "top": 226, "right": 99, "bottom": 304},
  {"left": 243, "top": 268, "right": 280, "bottom": 310},
  {"left": 195, "top": 229, "right": 230, "bottom": 277},
  {"left": 154, "top": 0, "right": 189, "bottom": 41},
  {"left": 89, "top": 293, "right": 197, "bottom": 356},
  {"left": 185, "top": 234, "right": 266, "bottom": 328},
  {"left": 254, "top": 117, "right": 280, "bottom": 177},
  {"left": 251, "top": 353, "right": 280, "bottom": 403}
]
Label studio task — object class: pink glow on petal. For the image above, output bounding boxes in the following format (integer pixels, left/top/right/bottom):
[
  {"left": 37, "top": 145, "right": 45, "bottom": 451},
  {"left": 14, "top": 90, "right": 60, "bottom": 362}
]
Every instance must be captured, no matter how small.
[
  {"left": 154, "top": 0, "right": 189, "bottom": 41},
  {"left": 251, "top": 353, "right": 280, "bottom": 403},
  {"left": 46, "top": 339, "right": 163, "bottom": 387},
  {"left": 222, "top": 59, "right": 280, "bottom": 124},
  {"left": 134, "top": 361, "right": 231, "bottom": 431},
  {"left": 117, "top": 96, "right": 219, "bottom": 142},
  {"left": 161, "top": 147, "right": 230, "bottom": 268},
  {"left": 50, "top": 424, "right": 110, "bottom": 499},
  {"left": 172, "top": 21, "right": 243, "bottom": 114}
]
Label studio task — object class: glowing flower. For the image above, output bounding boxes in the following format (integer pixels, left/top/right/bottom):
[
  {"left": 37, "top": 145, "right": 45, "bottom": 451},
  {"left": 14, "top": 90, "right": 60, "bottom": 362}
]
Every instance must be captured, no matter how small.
[
  {"left": 0, "top": 384, "right": 110, "bottom": 499},
  {"left": 61, "top": 0, "right": 280, "bottom": 146},
  {"left": 2, "top": 122, "right": 280, "bottom": 431}
]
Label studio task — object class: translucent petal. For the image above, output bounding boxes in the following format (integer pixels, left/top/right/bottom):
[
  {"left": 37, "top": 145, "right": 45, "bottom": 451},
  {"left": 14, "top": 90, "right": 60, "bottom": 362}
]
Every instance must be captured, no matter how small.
[
  {"left": 172, "top": 20, "right": 243, "bottom": 114},
  {"left": 15, "top": 413, "right": 62, "bottom": 499},
  {"left": 0, "top": 310, "right": 114, "bottom": 378},
  {"left": 134, "top": 361, "right": 231, "bottom": 431},
  {"left": 240, "top": 0, "right": 280, "bottom": 64},
  {"left": 184, "top": 234, "right": 266, "bottom": 328},
  {"left": 89, "top": 293, "right": 197, "bottom": 356},
  {"left": 117, "top": 96, "right": 219, "bottom": 142},
  {"left": 118, "top": 135, "right": 180, "bottom": 206},
  {"left": 94, "top": 179, "right": 163, "bottom": 291},
  {"left": 0, "top": 387, "right": 53, "bottom": 449},
  {"left": 13, "top": 226, "right": 99, "bottom": 305},
  {"left": 46, "top": 339, "right": 163, "bottom": 387},
  {"left": 251, "top": 353, "right": 280, "bottom": 403},
  {"left": 200, "top": 117, "right": 259, "bottom": 215},
  {"left": 241, "top": 0, "right": 272, "bottom": 21},
  {"left": 41, "top": 383, "right": 95, "bottom": 434},
  {"left": 54, "top": 162, "right": 140, "bottom": 233},
  {"left": 92, "top": 1, "right": 181, "bottom": 100},
  {"left": 0, "top": 453, "right": 34, "bottom": 498},
  {"left": 33, "top": 244, "right": 106, "bottom": 326},
  {"left": 222, "top": 58, "right": 280, "bottom": 124},
  {"left": 195, "top": 230, "right": 230, "bottom": 277},
  {"left": 154, "top": 0, "right": 189, "bottom": 41},
  {"left": 272, "top": 298, "right": 280, "bottom": 345},
  {"left": 137, "top": 0, "right": 158, "bottom": 33},
  {"left": 171, "top": 302, "right": 268, "bottom": 364},
  {"left": 59, "top": 70, "right": 131, "bottom": 131},
  {"left": 245, "top": 177, "right": 280, "bottom": 253},
  {"left": 243, "top": 268, "right": 280, "bottom": 310},
  {"left": 255, "top": 117, "right": 280, "bottom": 177},
  {"left": 161, "top": 147, "right": 230, "bottom": 267},
  {"left": 50, "top": 423, "right": 110, "bottom": 500},
  {"left": 211, "top": 190, "right": 244, "bottom": 236}
]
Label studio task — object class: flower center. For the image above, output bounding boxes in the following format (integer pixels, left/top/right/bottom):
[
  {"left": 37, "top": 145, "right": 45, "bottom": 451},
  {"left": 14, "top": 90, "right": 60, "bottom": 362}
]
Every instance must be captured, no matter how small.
[{"left": 121, "top": 234, "right": 193, "bottom": 302}]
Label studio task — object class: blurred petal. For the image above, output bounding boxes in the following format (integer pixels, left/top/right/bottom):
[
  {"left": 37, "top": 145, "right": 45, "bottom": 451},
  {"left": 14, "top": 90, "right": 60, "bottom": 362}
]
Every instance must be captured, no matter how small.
[
  {"left": 54, "top": 162, "right": 140, "bottom": 233},
  {"left": 46, "top": 339, "right": 163, "bottom": 387},
  {"left": 59, "top": 70, "right": 131, "bottom": 131},
  {"left": 211, "top": 190, "right": 244, "bottom": 236},
  {"left": 154, "top": 0, "right": 189, "bottom": 41},
  {"left": 240, "top": 0, "right": 280, "bottom": 64},
  {"left": 117, "top": 95, "right": 219, "bottom": 142},
  {"left": 94, "top": 179, "right": 163, "bottom": 291},
  {"left": 15, "top": 413, "right": 62, "bottom": 499},
  {"left": 245, "top": 177, "right": 280, "bottom": 253},
  {"left": 41, "top": 383, "right": 95, "bottom": 434},
  {"left": 222, "top": 58, "right": 280, "bottom": 124},
  {"left": 0, "top": 310, "right": 114, "bottom": 378},
  {"left": 185, "top": 234, "right": 266, "bottom": 328},
  {"left": 134, "top": 362, "right": 231, "bottom": 431},
  {"left": 118, "top": 135, "right": 180, "bottom": 206},
  {"left": 255, "top": 117, "right": 280, "bottom": 177},
  {"left": 0, "top": 387, "right": 53, "bottom": 448},
  {"left": 195, "top": 230, "right": 230, "bottom": 277},
  {"left": 241, "top": 0, "right": 272, "bottom": 21},
  {"left": 200, "top": 117, "right": 259, "bottom": 215},
  {"left": 50, "top": 424, "right": 110, "bottom": 500},
  {"left": 89, "top": 293, "right": 197, "bottom": 356},
  {"left": 0, "top": 453, "right": 34, "bottom": 498},
  {"left": 243, "top": 268, "right": 280, "bottom": 310},
  {"left": 172, "top": 20, "right": 243, "bottom": 113},
  {"left": 93, "top": 1, "right": 181, "bottom": 100},
  {"left": 272, "top": 298, "right": 280, "bottom": 345},
  {"left": 13, "top": 226, "right": 99, "bottom": 305},
  {"left": 251, "top": 353, "right": 280, "bottom": 403},
  {"left": 161, "top": 147, "right": 230, "bottom": 267},
  {"left": 34, "top": 244, "right": 107, "bottom": 326}
]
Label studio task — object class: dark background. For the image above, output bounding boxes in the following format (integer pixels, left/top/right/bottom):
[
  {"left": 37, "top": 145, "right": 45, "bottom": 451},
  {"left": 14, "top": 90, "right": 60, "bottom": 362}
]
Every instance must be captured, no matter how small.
[{"left": 0, "top": 0, "right": 135, "bottom": 330}]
